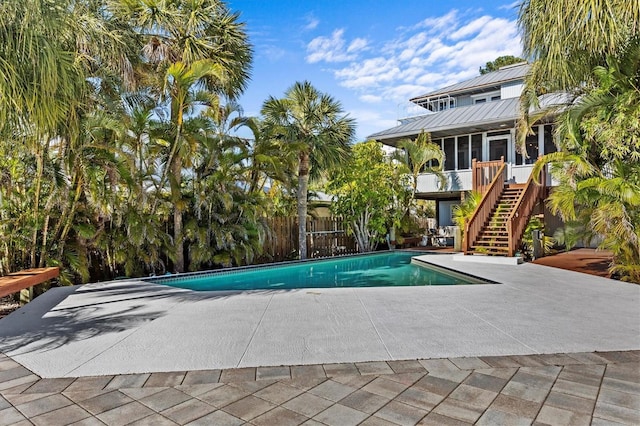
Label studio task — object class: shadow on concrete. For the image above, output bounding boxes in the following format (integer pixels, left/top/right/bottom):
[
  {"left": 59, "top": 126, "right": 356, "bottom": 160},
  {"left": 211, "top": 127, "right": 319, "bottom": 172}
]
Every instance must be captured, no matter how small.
[{"left": 0, "top": 281, "right": 282, "bottom": 356}]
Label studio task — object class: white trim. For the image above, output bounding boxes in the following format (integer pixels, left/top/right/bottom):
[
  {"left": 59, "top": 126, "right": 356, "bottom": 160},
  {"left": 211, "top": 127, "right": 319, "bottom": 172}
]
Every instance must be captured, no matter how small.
[
  {"left": 482, "top": 133, "right": 488, "bottom": 161},
  {"left": 538, "top": 124, "right": 544, "bottom": 155},
  {"left": 486, "top": 134, "right": 512, "bottom": 163},
  {"left": 454, "top": 136, "right": 459, "bottom": 171}
]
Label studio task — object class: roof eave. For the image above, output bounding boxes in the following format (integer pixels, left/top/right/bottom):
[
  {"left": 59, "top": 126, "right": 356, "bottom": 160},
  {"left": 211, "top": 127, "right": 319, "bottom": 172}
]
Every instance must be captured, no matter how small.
[
  {"left": 409, "top": 77, "right": 522, "bottom": 103},
  {"left": 370, "top": 116, "right": 518, "bottom": 146}
]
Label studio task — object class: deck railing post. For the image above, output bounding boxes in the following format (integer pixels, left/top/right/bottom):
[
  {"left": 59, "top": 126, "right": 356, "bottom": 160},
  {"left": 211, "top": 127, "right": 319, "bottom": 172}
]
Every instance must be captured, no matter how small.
[{"left": 471, "top": 158, "right": 477, "bottom": 191}]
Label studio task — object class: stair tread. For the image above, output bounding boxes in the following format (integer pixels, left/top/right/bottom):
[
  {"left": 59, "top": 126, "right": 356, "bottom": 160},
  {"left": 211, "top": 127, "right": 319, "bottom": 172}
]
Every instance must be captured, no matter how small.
[{"left": 467, "top": 183, "right": 540, "bottom": 257}]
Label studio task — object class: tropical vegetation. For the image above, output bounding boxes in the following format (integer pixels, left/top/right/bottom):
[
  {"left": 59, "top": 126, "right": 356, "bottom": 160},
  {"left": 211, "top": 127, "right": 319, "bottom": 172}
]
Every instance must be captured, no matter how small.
[
  {"left": 326, "top": 141, "right": 407, "bottom": 252},
  {"left": 261, "top": 81, "right": 356, "bottom": 260},
  {"left": 0, "top": 0, "right": 396, "bottom": 283},
  {"left": 519, "top": 0, "right": 640, "bottom": 282},
  {"left": 4, "top": 0, "right": 639, "bottom": 285},
  {"left": 0, "top": 0, "right": 328, "bottom": 282}
]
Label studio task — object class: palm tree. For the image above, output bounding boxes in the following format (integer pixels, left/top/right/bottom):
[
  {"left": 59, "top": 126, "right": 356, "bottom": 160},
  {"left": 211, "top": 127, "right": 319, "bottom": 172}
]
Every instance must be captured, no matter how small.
[
  {"left": 156, "top": 60, "right": 223, "bottom": 272},
  {"left": 519, "top": 0, "right": 638, "bottom": 91},
  {"left": 261, "top": 81, "right": 356, "bottom": 259},
  {"left": 0, "top": 0, "right": 132, "bottom": 272},
  {"left": 517, "top": 0, "right": 640, "bottom": 143},
  {"left": 113, "top": 0, "right": 252, "bottom": 99},
  {"left": 243, "top": 117, "right": 297, "bottom": 194},
  {"left": 0, "top": 0, "right": 129, "bottom": 136},
  {"left": 394, "top": 131, "right": 446, "bottom": 206},
  {"left": 113, "top": 0, "right": 252, "bottom": 272}
]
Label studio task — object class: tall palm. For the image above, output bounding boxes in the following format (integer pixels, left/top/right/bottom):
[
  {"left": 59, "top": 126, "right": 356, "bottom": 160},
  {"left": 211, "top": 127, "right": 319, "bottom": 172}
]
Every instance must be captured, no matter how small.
[
  {"left": 188, "top": 121, "right": 267, "bottom": 269},
  {"left": 243, "top": 117, "right": 297, "bottom": 194},
  {"left": 157, "top": 60, "right": 223, "bottom": 272},
  {"left": 113, "top": 0, "right": 252, "bottom": 99},
  {"left": 0, "top": 0, "right": 130, "bottom": 136},
  {"left": 114, "top": 0, "right": 252, "bottom": 272},
  {"left": 261, "top": 81, "right": 355, "bottom": 259}
]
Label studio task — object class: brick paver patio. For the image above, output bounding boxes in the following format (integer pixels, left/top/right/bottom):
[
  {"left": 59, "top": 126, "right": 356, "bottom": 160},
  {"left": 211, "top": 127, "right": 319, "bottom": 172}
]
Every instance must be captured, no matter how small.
[{"left": 1, "top": 350, "right": 638, "bottom": 425}]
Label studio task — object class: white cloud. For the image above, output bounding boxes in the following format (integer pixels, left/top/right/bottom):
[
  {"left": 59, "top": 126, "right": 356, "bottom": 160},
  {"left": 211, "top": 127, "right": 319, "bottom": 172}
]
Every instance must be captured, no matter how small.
[
  {"left": 347, "top": 38, "right": 368, "bottom": 53},
  {"left": 305, "top": 10, "right": 522, "bottom": 138},
  {"left": 304, "top": 15, "right": 319, "bottom": 31},
  {"left": 260, "top": 45, "right": 287, "bottom": 62},
  {"left": 320, "top": 11, "right": 521, "bottom": 110},
  {"left": 498, "top": 1, "right": 520, "bottom": 10},
  {"left": 334, "top": 57, "right": 400, "bottom": 88},
  {"left": 306, "top": 29, "right": 368, "bottom": 63},
  {"left": 383, "top": 84, "right": 430, "bottom": 102},
  {"left": 406, "top": 10, "right": 459, "bottom": 33},
  {"left": 348, "top": 108, "right": 398, "bottom": 140},
  {"left": 414, "top": 71, "right": 446, "bottom": 87},
  {"left": 449, "top": 15, "right": 493, "bottom": 40},
  {"left": 359, "top": 94, "right": 383, "bottom": 103}
]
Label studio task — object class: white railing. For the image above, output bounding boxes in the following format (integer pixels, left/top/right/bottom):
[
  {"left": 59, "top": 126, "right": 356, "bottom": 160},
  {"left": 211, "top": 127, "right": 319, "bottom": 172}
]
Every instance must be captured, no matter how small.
[
  {"left": 416, "top": 170, "right": 472, "bottom": 193},
  {"left": 417, "top": 164, "right": 557, "bottom": 194}
]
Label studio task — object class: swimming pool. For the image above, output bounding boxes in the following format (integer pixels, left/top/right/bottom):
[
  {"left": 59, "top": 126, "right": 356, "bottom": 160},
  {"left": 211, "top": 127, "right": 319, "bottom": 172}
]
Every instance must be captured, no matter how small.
[{"left": 149, "top": 251, "right": 492, "bottom": 291}]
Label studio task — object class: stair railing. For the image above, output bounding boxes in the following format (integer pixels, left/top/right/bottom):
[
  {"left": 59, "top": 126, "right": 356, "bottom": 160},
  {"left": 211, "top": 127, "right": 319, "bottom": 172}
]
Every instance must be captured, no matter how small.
[
  {"left": 506, "top": 164, "right": 547, "bottom": 256},
  {"left": 472, "top": 157, "right": 505, "bottom": 194},
  {"left": 464, "top": 159, "right": 506, "bottom": 254}
]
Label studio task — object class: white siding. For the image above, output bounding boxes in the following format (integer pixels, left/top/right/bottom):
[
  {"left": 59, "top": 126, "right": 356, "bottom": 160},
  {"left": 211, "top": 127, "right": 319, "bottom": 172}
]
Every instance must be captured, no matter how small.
[
  {"left": 501, "top": 81, "right": 523, "bottom": 99},
  {"left": 509, "top": 164, "right": 535, "bottom": 184},
  {"left": 456, "top": 95, "right": 472, "bottom": 108},
  {"left": 416, "top": 170, "right": 472, "bottom": 193}
]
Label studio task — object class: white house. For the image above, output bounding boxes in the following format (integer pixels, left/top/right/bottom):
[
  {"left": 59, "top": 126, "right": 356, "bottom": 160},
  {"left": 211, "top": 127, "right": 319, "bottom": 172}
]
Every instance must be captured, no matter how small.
[{"left": 369, "top": 63, "right": 559, "bottom": 256}]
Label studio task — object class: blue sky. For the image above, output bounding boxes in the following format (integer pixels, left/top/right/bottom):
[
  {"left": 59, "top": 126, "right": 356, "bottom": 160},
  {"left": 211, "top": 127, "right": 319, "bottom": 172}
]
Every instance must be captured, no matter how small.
[{"left": 227, "top": 0, "right": 523, "bottom": 141}]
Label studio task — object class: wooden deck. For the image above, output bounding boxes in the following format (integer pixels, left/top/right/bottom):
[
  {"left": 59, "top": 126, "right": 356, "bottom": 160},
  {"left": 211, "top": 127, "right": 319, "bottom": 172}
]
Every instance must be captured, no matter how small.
[
  {"left": 0, "top": 267, "right": 60, "bottom": 299},
  {"left": 533, "top": 248, "right": 613, "bottom": 278}
]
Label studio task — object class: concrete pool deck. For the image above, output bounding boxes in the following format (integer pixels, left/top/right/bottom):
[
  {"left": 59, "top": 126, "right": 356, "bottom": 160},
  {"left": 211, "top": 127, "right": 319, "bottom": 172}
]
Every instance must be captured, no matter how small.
[
  {"left": 0, "top": 254, "right": 638, "bottom": 379},
  {"left": 1, "top": 253, "right": 639, "bottom": 425}
]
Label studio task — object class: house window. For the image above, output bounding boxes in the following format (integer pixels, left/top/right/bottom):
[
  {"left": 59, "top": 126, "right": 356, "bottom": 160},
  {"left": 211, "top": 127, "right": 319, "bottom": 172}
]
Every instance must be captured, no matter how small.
[
  {"left": 427, "top": 138, "right": 442, "bottom": 169},
  {"left": 443, "top": 138, "right": 455, "bottom": 171},
  {"left": 489, "top": 137, "right": 508, "bottom": 161},
  {"left": 457, "top": 136, "right": 470, "bottom": 169},
  {"left": 471, "top": 134, "right": 483, "bottom": 162},
  {"left": 543, "top": 125, "right": 556, "bottom": 154},
  {"left": 517, "top": 132, "right": 539, "bottom": 165},
  {"left": 471, "top": 91, "right": 501, "bottom": 105}
]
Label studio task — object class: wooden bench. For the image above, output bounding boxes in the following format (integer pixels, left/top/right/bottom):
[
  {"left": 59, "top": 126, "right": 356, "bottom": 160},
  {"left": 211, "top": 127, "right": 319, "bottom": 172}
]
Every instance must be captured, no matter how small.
[{"left": 0, "top": 267, "right": 60, "bottom": 302}]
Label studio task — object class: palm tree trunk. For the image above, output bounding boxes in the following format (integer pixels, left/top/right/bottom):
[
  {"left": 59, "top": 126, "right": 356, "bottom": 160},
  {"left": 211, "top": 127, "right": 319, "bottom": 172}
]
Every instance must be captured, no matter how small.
[
  {"left": 38, "top": 214, "right": 50, "bottom": 268},
  {"left": 172, "top": 156, "right": 185, "bottom": 273},
  {"left": 30, "top": 149, "right": 44, "bottom": 268},
  {"left": 58, "top": 173, "right": 83, "bottom": 257},
  {"left": 297, "top": 152, "right": 310, "bottom": 260}
]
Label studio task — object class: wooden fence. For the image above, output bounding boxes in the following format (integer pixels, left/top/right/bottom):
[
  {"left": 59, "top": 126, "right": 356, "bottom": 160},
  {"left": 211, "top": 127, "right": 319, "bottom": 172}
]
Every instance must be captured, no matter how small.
[{"left": 263, "top": 217, "right": 358, "bottom": 262}]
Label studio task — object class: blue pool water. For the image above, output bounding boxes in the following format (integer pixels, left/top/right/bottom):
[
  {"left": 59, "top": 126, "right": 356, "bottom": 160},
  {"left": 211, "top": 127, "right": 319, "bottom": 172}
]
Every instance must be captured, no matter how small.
[{"left": 149, "top": 251, "right": 490, "bottom": 291}]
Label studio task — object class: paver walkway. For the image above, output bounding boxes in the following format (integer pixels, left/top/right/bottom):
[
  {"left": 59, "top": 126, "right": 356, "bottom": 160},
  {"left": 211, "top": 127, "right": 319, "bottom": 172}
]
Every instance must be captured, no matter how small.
[{"left": 1, "top": 350, "right": 638, "bottom": 425}]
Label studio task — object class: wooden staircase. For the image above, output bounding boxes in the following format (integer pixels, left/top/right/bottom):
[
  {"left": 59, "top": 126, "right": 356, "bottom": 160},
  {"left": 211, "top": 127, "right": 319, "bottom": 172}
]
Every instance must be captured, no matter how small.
[
  {"left": 463, "top": 158, "right": 547, "bottom": 257},
  {"left": 469, "top": 185, "right": 524, "bottom": 255}
]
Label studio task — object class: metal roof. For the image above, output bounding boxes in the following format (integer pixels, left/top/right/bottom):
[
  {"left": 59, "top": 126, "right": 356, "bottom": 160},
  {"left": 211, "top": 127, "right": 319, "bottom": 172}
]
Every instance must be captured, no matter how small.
[
  {"left": 369, "top": 97, "right": 520, "bottom": 144},
  {"left": 410, "top": 63, "right": 530, "bottom": 102}
]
